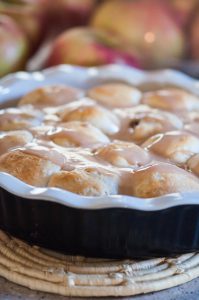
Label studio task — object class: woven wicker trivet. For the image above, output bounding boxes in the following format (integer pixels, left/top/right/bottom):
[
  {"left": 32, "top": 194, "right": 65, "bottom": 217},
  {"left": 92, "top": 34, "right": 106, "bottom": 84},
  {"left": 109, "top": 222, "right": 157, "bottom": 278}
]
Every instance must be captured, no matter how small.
[{"left": 0, "top": 230, "right": 198, "bottom": 297}]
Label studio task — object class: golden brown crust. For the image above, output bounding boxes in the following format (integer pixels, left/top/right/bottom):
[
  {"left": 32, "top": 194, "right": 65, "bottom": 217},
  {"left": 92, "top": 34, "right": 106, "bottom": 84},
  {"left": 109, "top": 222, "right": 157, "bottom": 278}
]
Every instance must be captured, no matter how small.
[
  {"left": 59, "top": 101, "right": 120, "bottom": 135},
  {"left": 49, "top": 122, "right": 110, "bottom": 147},
  {"left": 187, "top": 154, "right": 199, "bottom": 176},
  {"left": 0, "top": 150, "right": 60, "bottom": 186},
  {"left": 142, "top": 131, "right": 199, "bottom": 164},
  {"left": 115, "top": 105, "right": 183, "bottom": 144},
  {"left": 142, "top": 88, "right": 199, "bottom": 112},
  {"left": 95, "top": 141, "right": 150, "bottom": 167},
  {"left": 121, "top": 163, "right": 199, "bottom": 198},
  {"left": 88, "top": 83, "right": 142, "bottom": 107},
  {"left": 48, "top": 167, "right": 118, "bottom": 196},
  {"left": 0, "top": 130, "right": 33, "bottom": 156},
  {"left": 0, "top": 107, "right": 43, "bottom": 131},
  {"left": 19, "top": 85, "right": 83, "bottom": 107}
]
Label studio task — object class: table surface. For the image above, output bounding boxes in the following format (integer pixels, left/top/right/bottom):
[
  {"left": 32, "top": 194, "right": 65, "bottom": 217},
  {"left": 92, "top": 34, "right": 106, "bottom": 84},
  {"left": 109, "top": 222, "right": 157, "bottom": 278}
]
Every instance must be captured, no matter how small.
[{"left": 0, "top": 276, "right": 198, "bottom": 300}]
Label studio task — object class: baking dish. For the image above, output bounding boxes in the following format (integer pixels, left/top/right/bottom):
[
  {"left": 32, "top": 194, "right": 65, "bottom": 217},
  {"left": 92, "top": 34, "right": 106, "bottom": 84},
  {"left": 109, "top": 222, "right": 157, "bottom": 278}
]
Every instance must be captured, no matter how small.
[{"left": 1, "top": 64, "right": 199, "bottom": 259}]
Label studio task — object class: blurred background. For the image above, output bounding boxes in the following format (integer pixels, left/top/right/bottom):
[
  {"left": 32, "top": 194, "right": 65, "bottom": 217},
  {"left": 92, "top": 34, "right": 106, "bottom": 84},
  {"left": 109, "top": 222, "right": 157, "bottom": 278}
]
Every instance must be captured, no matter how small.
[{"left": 1, "top": 0, "right": 199, "bottom": 78}]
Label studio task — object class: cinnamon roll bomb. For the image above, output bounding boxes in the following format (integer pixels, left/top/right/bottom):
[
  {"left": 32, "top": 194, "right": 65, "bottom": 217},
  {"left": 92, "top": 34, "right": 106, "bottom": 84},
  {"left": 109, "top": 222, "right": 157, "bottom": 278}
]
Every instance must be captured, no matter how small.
[
  {"left": 142, "top": 131, "right": 199, "bottom": 165},
  {"left": 183, "top": 111, "right": 199, "bottom": 123},
  {"left": 120, "top": 163, "right": 199, "bottom": 198},
  {"left": 0, "top": 130, "right": 33, "bottom": 156},
  {"left": 42, "top": 98, "right": 95, "bottom": 126},
  {"left": 142, "top": 88, "right": 199, "bottom": 112},
  {"left": 185, "top": 123, "right": 199, "bottom": 137},
  {"left": 48, "top": 167, "right": 119, "bottom": 196},
  {"left": 187, "top": 154, "right": 199, "bottom": 177},
  {"left": 95, "top": 140, "right": 150, "bottom": 167},
  {"left": 0, "top": 107, "right": 43, "bottom": 131},
  {"left": 0, "top": 146, "right": 64, "bottom": 186},
  {"left": 115, "top": 105, "right": 183, "bottom": 144},
  {"left": 34, "top": 122, "right": 110, "bottom": 148},
  {"left": 42, "top": 113, "right": 61, "bottom": 126},
  {"left": 88, "top": 83, "right": 142, "bottom": 107},
  {"left": 183, "top": 112, "right": 199, "bottom": 137},
  {"left": 18, "top": 85, "right": 83, "bottom": 108},
  {"left": 58, "top": 99, "right": 120, "bottom": 135}
]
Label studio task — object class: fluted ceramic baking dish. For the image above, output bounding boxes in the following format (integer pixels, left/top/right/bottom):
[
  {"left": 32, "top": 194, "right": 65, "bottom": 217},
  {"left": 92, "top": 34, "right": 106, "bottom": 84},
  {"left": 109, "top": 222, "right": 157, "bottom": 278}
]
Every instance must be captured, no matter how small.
[{"left": 1, "top": 64, "right": 199, "bottom": 259}]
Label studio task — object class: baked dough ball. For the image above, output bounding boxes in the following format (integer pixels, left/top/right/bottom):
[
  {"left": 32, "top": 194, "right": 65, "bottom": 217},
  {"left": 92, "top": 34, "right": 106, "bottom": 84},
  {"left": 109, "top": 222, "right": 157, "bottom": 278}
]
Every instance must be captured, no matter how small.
[
  {"left": 117, "top": 105, "right": 183, "bottom": 143},
  {"left": 184, "top": 112, "right": 199, "bottom": 137},
  {"left": 88, "top": 83, "right": 142, "bottom": 107},
  {"left": 0, "top": 150, "right": 61, "bottom": 186},
  {"left": 46, "top": 122, "right": 110, "bottom": 148},
  {"left": 48, "top": 167, "right": 118, "bottom": 196},
  {"left": 142, "top": 131, "right": 199, "bottom": 164},
  {"left": 43, "top": 98, "right": 95, "bottom": 115},
  {"left": 95, "top": 141, "right": 150, "bottom": 167},
  {"left": 42, "top": 98, "right": 94, "bottom": 126},
  {"left": 43, "top": 113, "right": 60, "bottom": 126},
  {"left": 0, "top": 130, "right": 33, "bottom": 155},
  {"left": 0, "top": 107, "right": 43, "bottom": 131},
  {"left": 59, "top": 100, "right": 120, "bottom": 135},
  {"left": 142, "top": 88, "right": 199, "bottom": 112},
  {"left": 21, "top": 144, "right": 69, "bottom": 168},
  {"left": 183, "top": 112, "right": 199, "bottom": 123},
  {"left": 187, "top": 154, "right": 199, "bottom": 176},
  {"left": 121, "top": 163, "right": 199, "bottom": 198},
  {"left": 23, "top": 140, "right": 98, "bottom": 172},
  {"left": 185, "top": 123, "right": 199, "bottom": 137},
  {"left": 19, "top": 85, "right": 83, "bottom": 107}
]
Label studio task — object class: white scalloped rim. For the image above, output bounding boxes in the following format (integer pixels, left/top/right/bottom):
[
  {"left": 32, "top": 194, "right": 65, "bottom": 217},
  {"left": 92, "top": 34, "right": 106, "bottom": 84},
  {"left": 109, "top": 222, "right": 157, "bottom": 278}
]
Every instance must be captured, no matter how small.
[{"left": 1, "top": 64, "right": 199, "bottom": 211}]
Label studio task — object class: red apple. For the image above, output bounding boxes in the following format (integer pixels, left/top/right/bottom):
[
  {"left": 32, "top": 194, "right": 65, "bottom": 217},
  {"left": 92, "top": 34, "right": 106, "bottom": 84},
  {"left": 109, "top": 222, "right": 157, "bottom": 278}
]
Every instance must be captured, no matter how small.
[
  {"left": 46, "top": 27, "right": 141, "bottom": 67},
  {"left": 190, "top": 9, "right": 199, "bottom": 60},
  {"left": 91, "top": 0, "right": 185, "bottom": 68},
  {"left": 45, "top": 0, "right": 96, "bottom": 30},
  {"left": 61, "top": 0, "right": 96, "bottom": 25},
  {"left": 0, "top": 0, "right": 47, "bottom": 51},
  {"left": 168, "top": 0, "right": 198, "bottom": 28},
  {"left": 0, "top": 14, "right": 29, "bottom": 76}
]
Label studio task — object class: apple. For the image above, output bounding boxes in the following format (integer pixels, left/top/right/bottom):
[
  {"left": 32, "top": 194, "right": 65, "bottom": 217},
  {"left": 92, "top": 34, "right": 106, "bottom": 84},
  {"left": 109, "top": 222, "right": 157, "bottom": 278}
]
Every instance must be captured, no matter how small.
[
  {"left": 0, "top": 0, "right": 47, "bottom": 51},
  {"left": 0, "top": 14, "right": 29, "bottom": 76},
  {"left": 168, "top": 0, "right": 198, "bottom": 28},
  {"left": 46, "top": 27, "right": 141, "bottom": 67},
  {"left": 91, "top": 0, "right": 185, "bottom": 68},
  {"left": 190, "top": 9, "right": 199, "bottom": 60},
  {"left": 45, "top": 0, "right": 96, "bottom": 30},
  {"left": 61, "top": 0, "right": 96, "bottom": 25}
]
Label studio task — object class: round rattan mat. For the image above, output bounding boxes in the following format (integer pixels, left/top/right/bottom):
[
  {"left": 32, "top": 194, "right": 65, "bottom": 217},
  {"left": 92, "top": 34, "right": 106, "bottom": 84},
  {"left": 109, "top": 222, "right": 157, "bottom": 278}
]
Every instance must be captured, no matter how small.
[{"left": 0, "top": 230, "right": 198, "bottom": 297}]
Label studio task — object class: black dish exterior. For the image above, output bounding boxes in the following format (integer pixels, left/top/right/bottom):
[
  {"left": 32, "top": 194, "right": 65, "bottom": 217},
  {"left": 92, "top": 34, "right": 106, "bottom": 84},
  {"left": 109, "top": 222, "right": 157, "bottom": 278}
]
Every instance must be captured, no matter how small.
[{"left": 0, "top": 187, "right": 199, "bottom": 259}]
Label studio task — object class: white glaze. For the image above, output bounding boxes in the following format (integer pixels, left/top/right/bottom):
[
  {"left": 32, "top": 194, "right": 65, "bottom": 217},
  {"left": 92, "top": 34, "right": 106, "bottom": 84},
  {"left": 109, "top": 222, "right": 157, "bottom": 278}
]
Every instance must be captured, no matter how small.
[{"left": 1, "top": 65, "right": 199, "bottom": 210}]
